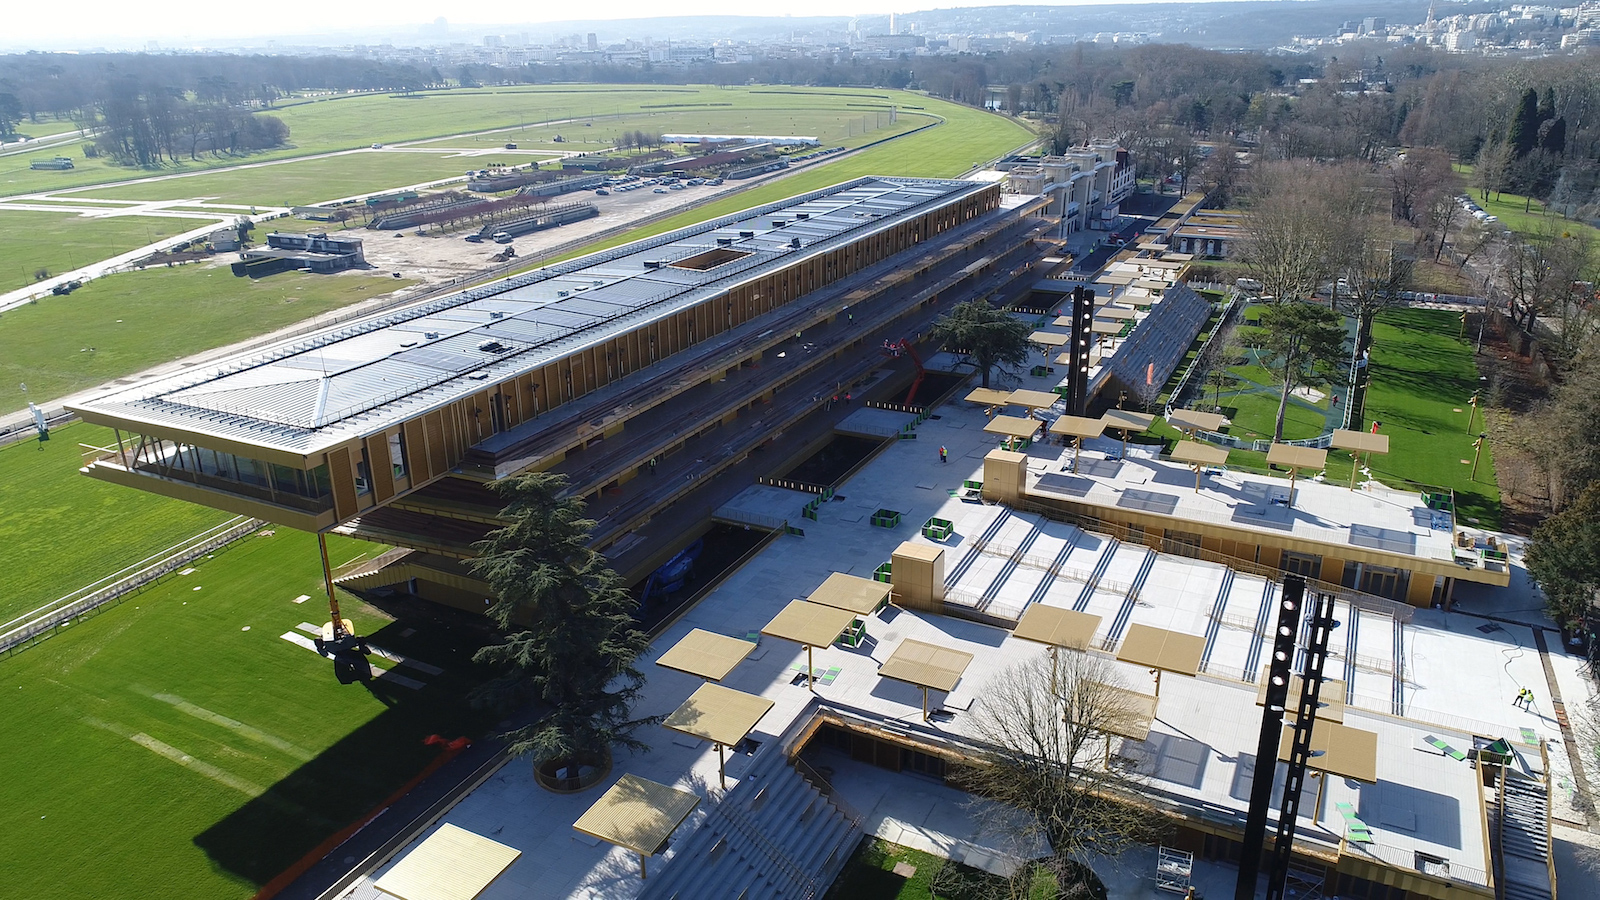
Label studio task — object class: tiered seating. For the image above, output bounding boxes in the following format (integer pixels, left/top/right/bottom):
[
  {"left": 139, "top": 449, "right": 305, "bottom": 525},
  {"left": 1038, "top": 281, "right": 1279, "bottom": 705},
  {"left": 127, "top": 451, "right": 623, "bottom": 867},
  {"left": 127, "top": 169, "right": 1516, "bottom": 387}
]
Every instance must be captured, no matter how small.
[
  {"left": 1100, "top": 281, "right": 1210, "bottom": 398},
  {"left": 638, "top": 748, "right": 861, "bottom": 900},
  {"left": 1493, "top": 773, "right": 1554, "bottom": 900}
]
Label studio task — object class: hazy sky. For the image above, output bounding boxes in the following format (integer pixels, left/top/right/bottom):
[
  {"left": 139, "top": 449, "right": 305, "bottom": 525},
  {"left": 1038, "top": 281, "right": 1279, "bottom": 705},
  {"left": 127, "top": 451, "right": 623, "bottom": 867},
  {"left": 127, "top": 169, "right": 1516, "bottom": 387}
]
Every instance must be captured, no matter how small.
[{"left": 6, "top": 0, "right": 1247, "bottom": 50}]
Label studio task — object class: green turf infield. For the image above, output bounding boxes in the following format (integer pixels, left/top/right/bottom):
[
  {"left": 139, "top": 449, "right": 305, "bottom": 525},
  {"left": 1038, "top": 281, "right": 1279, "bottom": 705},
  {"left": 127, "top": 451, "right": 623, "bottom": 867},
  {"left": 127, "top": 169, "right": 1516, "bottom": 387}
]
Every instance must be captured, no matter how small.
[
  {"left": 0, "top": 209, "right": 216, "bottom": 290},
  {"left": 0, "top": 528, "right": 493, "bottom": 900},
  {"left": 0, "top": 422, "right": 231, "bottom": 624},
  {"left": 0, "top": 263, "right": 414, "bottom": 410},
  {"left": 80, "top": 151, "right": 487, "bottom": 208}
]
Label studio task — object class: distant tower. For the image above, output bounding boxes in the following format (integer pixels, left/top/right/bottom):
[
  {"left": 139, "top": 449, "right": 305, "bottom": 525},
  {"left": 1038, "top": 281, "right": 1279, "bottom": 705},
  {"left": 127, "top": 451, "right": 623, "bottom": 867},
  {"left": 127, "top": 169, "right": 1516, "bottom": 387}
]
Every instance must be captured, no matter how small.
[
  {"left": 587, "top": 32, "right": 598, "bottom": 51},
  {"left": 1425, "top": 1, "right": 1436, "bottom": 32},
  {"left": 890, "top": 13, "right": 898, "bottom": 35}
]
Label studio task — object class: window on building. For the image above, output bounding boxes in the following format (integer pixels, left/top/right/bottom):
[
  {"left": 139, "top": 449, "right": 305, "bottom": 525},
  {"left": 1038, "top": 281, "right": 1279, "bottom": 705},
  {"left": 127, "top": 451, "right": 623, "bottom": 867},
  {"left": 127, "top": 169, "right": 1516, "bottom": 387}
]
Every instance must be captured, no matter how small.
[
  {"left": 1162, "top": 529, "right": 1203, "bottom": 558},
  {"left": 355, "top": 449, "right": 372, "bottom": 495},
  {"left": 389, "top": 431, "right": 407, "bottom": 479},
  {"left": 1281, "top": 551, "right": 1322, "bottom": 581}
]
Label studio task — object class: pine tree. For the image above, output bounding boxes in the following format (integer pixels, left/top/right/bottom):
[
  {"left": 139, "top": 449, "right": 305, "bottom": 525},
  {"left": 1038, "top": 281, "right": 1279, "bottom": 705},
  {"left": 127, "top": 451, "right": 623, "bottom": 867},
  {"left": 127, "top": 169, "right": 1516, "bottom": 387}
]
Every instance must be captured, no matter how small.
[
  {"left": 1507, "top": 88, "right": 1540, "bottom": 158},
  {"left": 469, "top": 472, "right": 656, "bottom": 783},
  {"left": 931, "top": 298, "right": 1035, "bottom": 388},
  {"left": 1541, "top": 117, "right": 1566, "bottom": 156}
]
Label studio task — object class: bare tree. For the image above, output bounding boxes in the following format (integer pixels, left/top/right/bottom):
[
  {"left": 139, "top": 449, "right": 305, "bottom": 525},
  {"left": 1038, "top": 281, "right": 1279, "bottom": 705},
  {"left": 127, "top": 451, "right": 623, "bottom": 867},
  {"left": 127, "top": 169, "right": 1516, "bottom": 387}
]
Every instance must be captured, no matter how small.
[
  {"left": 952, "top": 651, "right": 1160, "bottom": 895},
  {"left": 1343, "top": 224, "right": 1414, "bottom": 352},
  {"left": 1238, "top": 160, "right": 1365, "bottom": 305}
]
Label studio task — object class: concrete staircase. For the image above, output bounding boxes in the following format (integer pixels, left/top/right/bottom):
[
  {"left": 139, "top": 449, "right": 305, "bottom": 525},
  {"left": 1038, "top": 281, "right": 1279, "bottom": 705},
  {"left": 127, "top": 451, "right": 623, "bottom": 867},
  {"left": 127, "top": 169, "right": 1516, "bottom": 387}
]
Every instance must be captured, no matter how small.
[{"left": 639, "top": 749, "right": 862, "bottom": 900}]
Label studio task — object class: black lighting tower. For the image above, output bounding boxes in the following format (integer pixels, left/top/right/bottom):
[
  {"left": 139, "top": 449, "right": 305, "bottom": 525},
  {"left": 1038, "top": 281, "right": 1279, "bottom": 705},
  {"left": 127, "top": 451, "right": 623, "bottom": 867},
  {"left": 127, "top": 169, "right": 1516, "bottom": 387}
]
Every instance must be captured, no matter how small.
[
  {"left": 1065, "top": 286, "right": 1095, "bottom": 415},
  {"left": 1235, "top": 575, "right": 1305, "bottom": 900},
  {"left": 1235, "top": 577, "right": 1340, "bottom": 900},
  {"left": 1265, "top": 589, "right": 1338, "bottom": 900}
]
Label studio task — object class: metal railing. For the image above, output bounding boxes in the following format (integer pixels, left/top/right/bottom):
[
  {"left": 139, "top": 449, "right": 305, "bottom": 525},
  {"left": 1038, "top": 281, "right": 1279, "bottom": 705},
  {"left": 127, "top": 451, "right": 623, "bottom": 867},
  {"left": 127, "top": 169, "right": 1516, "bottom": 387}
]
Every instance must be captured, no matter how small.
[{"left": 1, "top": 516, "right": 262, "bottom": 656}]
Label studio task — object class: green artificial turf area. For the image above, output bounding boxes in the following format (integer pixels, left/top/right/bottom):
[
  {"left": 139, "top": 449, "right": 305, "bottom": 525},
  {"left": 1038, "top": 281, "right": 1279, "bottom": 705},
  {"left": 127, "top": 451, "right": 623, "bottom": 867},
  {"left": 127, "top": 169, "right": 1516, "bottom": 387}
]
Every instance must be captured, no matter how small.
[
  {"left": 0, "top": 264, "right": 414, "bottom": 409},
  {"left": 0, "top": 528, "right": 494, "bottom": 900},
  {"left": 825, "top": 838, "right": 1058, "bottom": 900},
  {"left": 80, "top": 151, "right": 489, "bottom": 208},
  {"left": 0, "top": 208, "right": 215, "bottom": 289},
  {"left": 0, "top": 422, "right": 231, "bottom": 623}
]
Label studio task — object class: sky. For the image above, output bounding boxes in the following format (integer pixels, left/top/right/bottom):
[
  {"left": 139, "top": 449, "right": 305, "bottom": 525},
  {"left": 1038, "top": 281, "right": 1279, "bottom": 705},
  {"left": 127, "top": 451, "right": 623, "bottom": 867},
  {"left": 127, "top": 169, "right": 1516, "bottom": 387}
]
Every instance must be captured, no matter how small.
[{"left": 4, "top": 0, "right": 1249, "bottom": 51}]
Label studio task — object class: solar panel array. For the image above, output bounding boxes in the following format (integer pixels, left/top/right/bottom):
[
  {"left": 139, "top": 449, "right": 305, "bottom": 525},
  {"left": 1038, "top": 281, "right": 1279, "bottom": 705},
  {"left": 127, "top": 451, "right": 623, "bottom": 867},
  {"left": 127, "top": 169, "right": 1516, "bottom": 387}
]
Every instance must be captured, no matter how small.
[{"left": 80, "top": 176, "right": 984, "bottom": 451}]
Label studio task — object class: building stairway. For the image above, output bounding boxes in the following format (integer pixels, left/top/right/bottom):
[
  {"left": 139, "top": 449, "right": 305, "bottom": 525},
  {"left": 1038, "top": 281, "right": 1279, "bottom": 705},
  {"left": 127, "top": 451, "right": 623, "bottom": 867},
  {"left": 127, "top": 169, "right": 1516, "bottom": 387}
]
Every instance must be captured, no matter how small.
[
  {"left": 639, "top": 748, "right": 862, "bottom": 900},
  {"left": 1488, "top": 771, "right": 1554, "bottom": 900}
]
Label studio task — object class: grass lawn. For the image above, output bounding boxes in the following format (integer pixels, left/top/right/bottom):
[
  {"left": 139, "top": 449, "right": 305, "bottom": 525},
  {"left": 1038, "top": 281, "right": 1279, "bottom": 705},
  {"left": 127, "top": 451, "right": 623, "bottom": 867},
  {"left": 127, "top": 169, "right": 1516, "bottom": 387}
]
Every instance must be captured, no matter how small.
[
  {"left": 521, "top": 97, "right": 1035, "bottom": 272},
  {"left": 1157, "top": 307, "right": 1500, "bottom": 527},
  {"left": 825, "top": 838, "right": 1057, "bottom": 900},
  {"left": 0, "top": 528, "right": 495, "bottom": 900},
  {"left": 0, "top": 422, "right": 232, "bottom": 623},
  {"left": 1452, "top": 163, "right": 1600, "bottom": 244},
  {"left": 79, "top": 151, "right": 483, "bottom": 208},
  {"left": 1359, "top": 307, "right": 1500, "bottom": 528},
  {"left": 0, "top": 86, "right": 969, "bottom": 199},
  {"left": 0, "top": 208, "right": 215, "bottom": 289},
  {"left": 0, "top": 263, "right": 414, "bottom": 409}
]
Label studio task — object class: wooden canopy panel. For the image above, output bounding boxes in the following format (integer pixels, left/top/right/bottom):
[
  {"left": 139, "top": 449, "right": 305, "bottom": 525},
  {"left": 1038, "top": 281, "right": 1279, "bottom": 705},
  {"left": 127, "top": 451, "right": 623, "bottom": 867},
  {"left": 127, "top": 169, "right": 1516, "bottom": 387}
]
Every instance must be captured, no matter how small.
[
  {"left": 1090, "top": 683, "right": 1158, "bottom": 741},
  {"left": 1091, "top": 319, "right": 1124, "bottom": 335},
  {"left": 984, "top": 415, "right": 1043, "bottom": 440},
  {"left": 965, "top": 387, "right": 1013, "bottom": 407},
  {"left": 1116, "top": 624, "right": 1204, "bottom": 676},
  {"left": 1171, "top": 440, "right": 1229, "bottom": 467},
  {"left": 572, "top": 774, "right": 700, "bottom": 857},
  {"left": 1049, "top": 415, "right": 1107, "bottom": 439},
  {"left": 1166, "top": 409, "right": 1227, "bottom": 434},
  {"left": 1331, "top": 429, "right": 1391, "bottom": 455},
  {"left": 879, "top": 638, "right": 975, "bottom": 693},
  {"left": 808, "top": 572, "right": 892, "bottom": 616},
  {"left": 1277, "top": 721, "right": 1379, "bottom": 783},
  {"left": 663, "top": 682, "right": 774, "bottom": 748},
  {"left": 1097, "top": 305, "right": 1137, "bottom": 321},
  {"left": 1007, "top": 389, "right": 1062, "bottom": 410},
  {"left": 1266, "top": 444, "right": 1329, "bottom": 471},
  {"left": 1102, "top": 409, "right": 1156, "bottom": 433},
  {"left": 655, "top": 628, "right": 756, "bottom": 682},
  {"left": 761, "top": 599, "right": 857, "bottom": 648},
  {"left": 374, "top": 823, "right": 521, "bottom": 900},
  {"left": 1029, "top": 330, "right": 1073, "bottom": 347},
  {"left": 1255, "top": 671, "right": 1347, "bottom": 724},
  {"left": 1013, "top": 605, "right": 1103, "bottom": 652}
]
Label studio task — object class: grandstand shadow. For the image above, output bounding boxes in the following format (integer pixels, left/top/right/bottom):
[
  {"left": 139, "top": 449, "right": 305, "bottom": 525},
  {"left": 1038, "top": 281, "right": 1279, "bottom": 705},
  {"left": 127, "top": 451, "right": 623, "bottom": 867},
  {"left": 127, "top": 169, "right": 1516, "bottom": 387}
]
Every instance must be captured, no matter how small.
[{"left": 194, "top": 602, "right": 498, "bottom": 888}]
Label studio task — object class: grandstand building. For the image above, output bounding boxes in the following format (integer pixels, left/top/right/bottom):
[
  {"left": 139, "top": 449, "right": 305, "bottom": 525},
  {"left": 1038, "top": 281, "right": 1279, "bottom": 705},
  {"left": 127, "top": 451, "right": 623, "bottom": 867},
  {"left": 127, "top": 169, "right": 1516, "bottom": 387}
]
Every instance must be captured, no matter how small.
[{"left": 70, "top": 177, "right": 1050, "bottom": 608}]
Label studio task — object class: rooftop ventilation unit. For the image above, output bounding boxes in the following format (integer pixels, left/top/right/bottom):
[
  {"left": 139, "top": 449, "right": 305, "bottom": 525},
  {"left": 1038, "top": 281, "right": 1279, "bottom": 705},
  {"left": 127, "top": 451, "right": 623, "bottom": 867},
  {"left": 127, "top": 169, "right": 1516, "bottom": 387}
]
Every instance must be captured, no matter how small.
[
  {"left": 489, "top": 311, "right": 504, "bottom": 319},
  {"left": 772, "top": 219, "right": 787, "bottom": 228},
  {"left": 645, "top": 260, "right": 664, "bottom": 268},
  {"left": 477, "top": 339, "right": 508, "bottom": 353},
  {"left": 796, "top": 212, "right": 810, "bottom": 220},
  {"left": 790, "top": 237, "right": 802, "bottom": 248},
  {"left": 716, "top": 237, "right": 734, "bottom": 246},
  {"left": 423, "top": 331, "right": 440, "bottom": 339},
  {"left": 557, "top": 290, "right": 570, "bottom": 298},
  {"left": 739, "top": 230, "right": 755, "bottom": 238}
]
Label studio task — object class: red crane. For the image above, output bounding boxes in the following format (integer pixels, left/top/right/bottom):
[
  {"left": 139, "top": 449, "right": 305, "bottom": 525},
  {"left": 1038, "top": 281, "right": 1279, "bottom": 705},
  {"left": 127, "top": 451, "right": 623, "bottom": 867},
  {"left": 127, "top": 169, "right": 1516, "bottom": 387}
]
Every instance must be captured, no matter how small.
[{"left": 882, "top": 339, "right": 926, "bottom": 405}]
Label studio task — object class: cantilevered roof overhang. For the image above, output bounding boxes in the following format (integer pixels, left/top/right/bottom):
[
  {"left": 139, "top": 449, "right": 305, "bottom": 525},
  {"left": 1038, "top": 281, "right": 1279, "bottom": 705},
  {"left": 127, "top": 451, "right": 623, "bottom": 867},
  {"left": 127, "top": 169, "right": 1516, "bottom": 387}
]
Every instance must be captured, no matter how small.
[{"left": 70, "top": 177, "right": 992, "bottom": 460}]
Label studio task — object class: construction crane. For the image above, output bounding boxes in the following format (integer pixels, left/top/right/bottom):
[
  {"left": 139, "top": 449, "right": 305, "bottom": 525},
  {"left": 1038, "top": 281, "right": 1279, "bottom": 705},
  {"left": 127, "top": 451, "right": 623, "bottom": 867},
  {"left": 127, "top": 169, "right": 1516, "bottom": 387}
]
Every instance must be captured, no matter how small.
[{"left": 881, "top": 339, "right": 926, "bottom": 405}]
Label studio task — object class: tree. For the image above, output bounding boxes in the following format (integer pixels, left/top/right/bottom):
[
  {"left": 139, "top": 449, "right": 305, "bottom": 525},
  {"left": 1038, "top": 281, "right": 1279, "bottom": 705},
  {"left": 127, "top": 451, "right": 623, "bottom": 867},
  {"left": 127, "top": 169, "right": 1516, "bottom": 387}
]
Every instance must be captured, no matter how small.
[
  {"left": 1507, "top": 87, "right": 1541, "bottom": 158},
  {"left": 931, "top": 299, "right": 1034, "bottom": 389},
  {"left": 1343, "top": 229, "right": 1413, "bottom": 353},
  {"left": 1526, "top": 482, "right": 1600, "bottom": 640},
  {"left": 1473, "top": 141, "right": 1514, "bottom": 202},
  {"left": 1256, "top": 302, "right": 1347, "bottom": 442},
  {"left": 469, "top": 472, "right": 656, "bottom": 782},
  {"left": 1238, "top": 160, "right": 1364, "bottom": 306},
  {"left": 952, "top": 651, "right": 1157, "bottom": 893}
]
